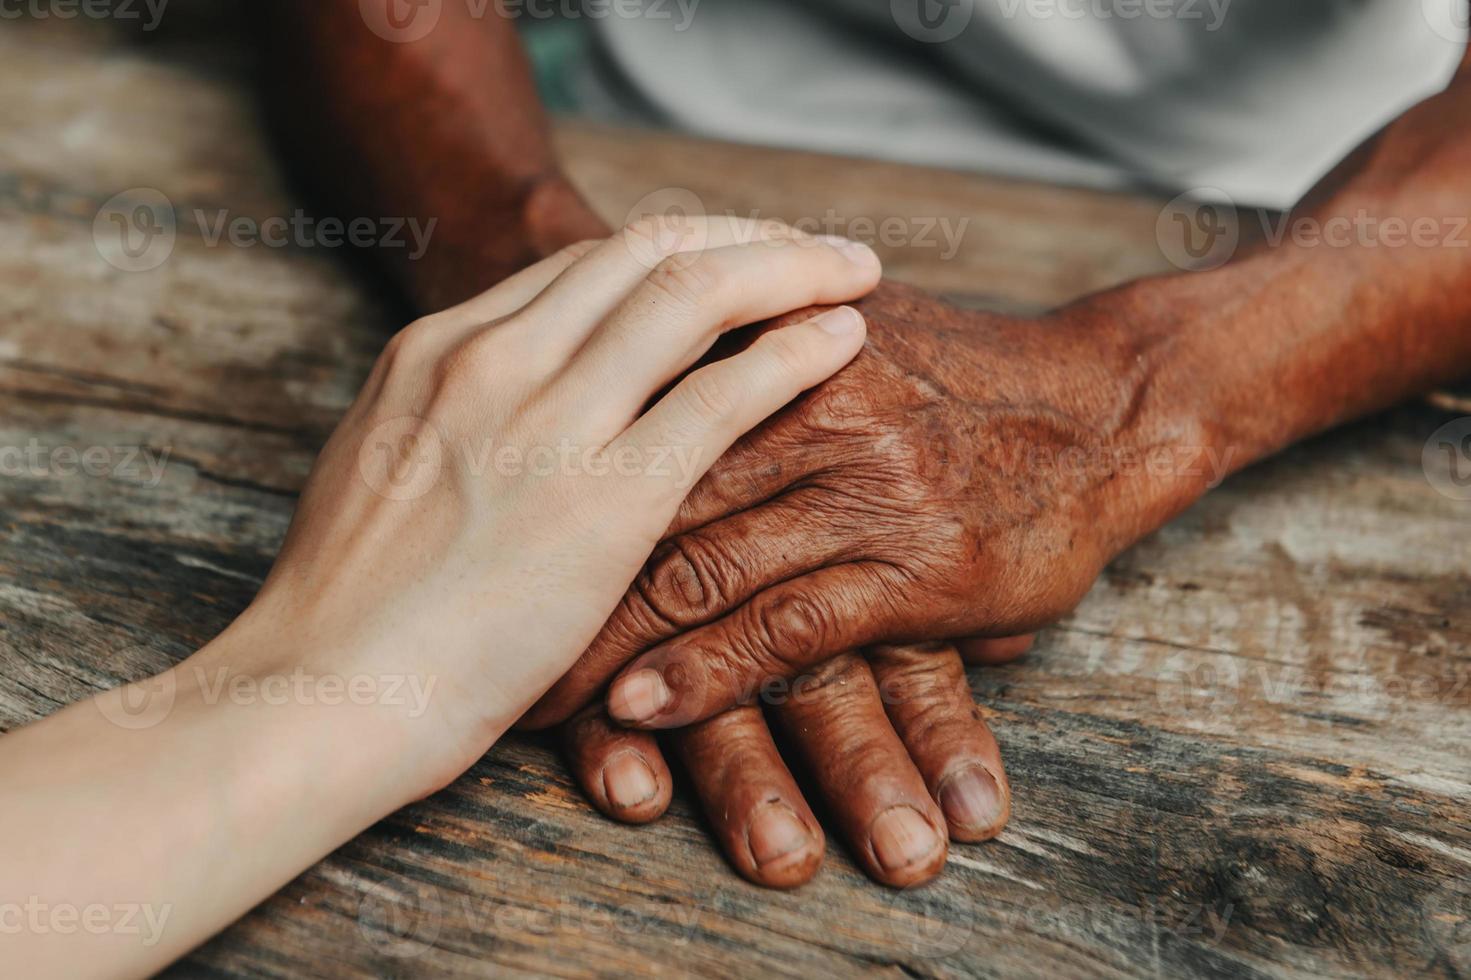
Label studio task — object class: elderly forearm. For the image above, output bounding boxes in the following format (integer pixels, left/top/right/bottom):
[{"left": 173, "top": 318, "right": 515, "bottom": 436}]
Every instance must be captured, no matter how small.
[
  {"left": 258, "top": 0, "right": 607, "bottom": 311},
  {"left": 1107, "top": 69, "right": 1471, "bottom": 501}
]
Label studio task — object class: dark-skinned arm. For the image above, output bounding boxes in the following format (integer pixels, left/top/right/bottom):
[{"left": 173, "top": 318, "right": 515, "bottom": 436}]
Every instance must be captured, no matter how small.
[
  {"left": 530, "top": 50, "right": 1471, "bottom": 732},
  {"left": 258, "top": 0, "right": 607, "bottom": 311},
  {"left": 257, "top": 1, "right": 1012, "bottom": 890},
  {"left": 1140, "top": 57, "right": 1471, "bottom": 490}
]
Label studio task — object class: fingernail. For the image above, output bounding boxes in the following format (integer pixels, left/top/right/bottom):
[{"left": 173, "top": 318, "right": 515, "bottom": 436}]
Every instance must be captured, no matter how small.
[
  {"left": 609, "top": 669, "right": 671, "bottom": 724},
  {"left": 601, "top": 750, "right": 658, "bottom": 810},
  {"left": 871, "top": 806, "right": 943, "bottom": 873},
  {"left": 818, "top": 235, "right": 878, "bottom": 266},
  {"left": 814, "top": 306, "right": 862, "bottom": 335},
  {"left": 748, "top": 803, "right": 813, "bottom": 867},
  {"left": 938, "top": 765, "right": 1005, "bottom": 833}
]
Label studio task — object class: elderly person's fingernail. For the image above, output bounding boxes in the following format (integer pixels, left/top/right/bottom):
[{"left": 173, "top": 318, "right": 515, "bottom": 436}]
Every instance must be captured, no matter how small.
[
  {"left": 609, "top": 669, "right": 670, "bottom": 724},
  {"left": 871, "top": 806, "right": 943, "bottom": 873},
  {"left": 748, "top": 803, "right": 814, "bottom": 868},
  {"left": 938, "top": 765, "right": 1005, "bottom": 834},
  {"left": 601, "top": 750, "right": 658, "bottom": 810}
]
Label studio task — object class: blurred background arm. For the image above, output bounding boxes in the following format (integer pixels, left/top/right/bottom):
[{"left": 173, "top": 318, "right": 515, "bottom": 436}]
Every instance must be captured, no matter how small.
[{"left": 258, "top": 0, "right": 608, "bottom": 311}]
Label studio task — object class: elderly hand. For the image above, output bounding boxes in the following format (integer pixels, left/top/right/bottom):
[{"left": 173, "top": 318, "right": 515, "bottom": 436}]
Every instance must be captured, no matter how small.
[
  {"left": 557, "top": 636, "right": 1031, "bottom": 888},
  {"left": 581, "top": 280, "right": 1211, "bottom": 725},
  {"left": 523, "top": 278, "right": 1220, "bottom": 884},
  {"left": 0, "top": 217, "right": 887, "bottom": 979},
  {"left": 243, "top": 218, "right": 884, "bottom": 795}
]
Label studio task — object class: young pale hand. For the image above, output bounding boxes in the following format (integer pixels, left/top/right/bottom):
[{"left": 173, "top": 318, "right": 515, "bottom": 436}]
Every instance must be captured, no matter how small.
[{"left": 220, "top": 217, "right": 881, "bottom": 796}]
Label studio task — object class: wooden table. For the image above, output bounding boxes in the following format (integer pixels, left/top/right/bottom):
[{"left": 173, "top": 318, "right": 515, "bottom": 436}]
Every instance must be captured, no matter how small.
[{"left": 2, "top": 8, "right": 1468, "bottom": 978}]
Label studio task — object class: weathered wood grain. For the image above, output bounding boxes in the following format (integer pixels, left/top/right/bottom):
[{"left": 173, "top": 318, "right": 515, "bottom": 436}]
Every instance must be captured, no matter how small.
[{"left": 0, "top": 6, "right": 1467, "bottom": 979}]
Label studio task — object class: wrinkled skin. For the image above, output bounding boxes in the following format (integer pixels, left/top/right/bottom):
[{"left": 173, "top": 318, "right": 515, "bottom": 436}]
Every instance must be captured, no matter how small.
[
  {"left": 268, "top": 0, "right": 1471, "bottom": 888},
  {"left": 556, "top": 637, "right": 1028, "bottom": 888},
  {"left": 526, "top": 280, "right": 1207, "bottom": 732},
  {"left": 259, "top": 0, "right": 1192, "bottom": 888},
  {"left": 519, "top": 279, "right": 1212, "bottom": 886}
]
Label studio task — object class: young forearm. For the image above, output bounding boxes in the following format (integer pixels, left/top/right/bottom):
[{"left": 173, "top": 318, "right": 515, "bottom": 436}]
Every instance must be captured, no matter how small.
[
  {"left": 0, "top": 622, "right": 439, "bottom": 979},
  {"left": 0, "top": 225, "right": 877, "bottom": 977},
  {"left": 258, "top": 0, "right": 607, "bottom": 311}
]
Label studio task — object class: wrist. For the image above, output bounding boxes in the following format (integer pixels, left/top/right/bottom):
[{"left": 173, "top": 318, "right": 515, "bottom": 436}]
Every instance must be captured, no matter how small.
[
  {"left": 410, "top": 172, "right": 606, "bottom": 313},
  {"left": 180, "top": 610, "right": 472, "bottom": 811},
  {"left": 1054, "top": 265, "right": 1272, "bottom": 551},
  {"left": 523, "top": 173, "right": 611, "bottom": 257}
]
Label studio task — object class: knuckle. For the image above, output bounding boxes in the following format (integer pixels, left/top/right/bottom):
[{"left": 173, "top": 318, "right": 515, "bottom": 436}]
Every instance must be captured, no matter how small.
[
  {"left": 635, "top": 538, "right": 737, "bottom": 626},
  {"left": 602, "top": 589, "right": 673, "bottom": 648},
  {"left": 621, "top": 213, "right": 671, "bottom": 246},
  {"left": 805, "top": 377, "right": 882, "bottom": 432},
  {"left": 682, "top": 371, "right": 739, "bottom": 424},
  {"left": 912, "top": 707, "right": 986, "bottom": 767},
  {"left": 379, "top": 318, "right": 437, "bottom": 373},
  {"left": 694, "top": 705, "right": 763, "bottom": 749},
  {"left": 429, "top": 333, "right": 509, "bottom": 405},
  {"left": 873, "top": 640, "right": 952, "bottom": 663},
  {"left": 782, "top": 657, "right": 889, "bottom": 732},
  {"left": 690, "top": 444, "right": 783, "bottom": 509},
  {"left": 646, "top": 254, "right": 721, "bottom": 311},
  {"left": 791, "top": 652, "right": 870, "bottom": 704},
  {"left": 754, "top": 330, "right": 812, "bottom": 377},
  {"left": 621, "top": 214, "right": 702, "bottom": 263},
  {"left": 679, "top": 706, "right": 764, "bottom": 766},
  {"left": 620, "top": 214, "right": 664, "bottom": 245},
  {"left": 750, "top": 591, "right": 832, "bottom": 664},
  {"left": 813, "top": 650, "right": 867, "bottom": 683},
  {"left": 560, "top": 238, "right": 602, "bottom": 261},
  {"left": 899, "top": 675, "right": 972, "bottom": 735},
  {"left": 871, "top": 649, "right": 971, "bottom": 722}
]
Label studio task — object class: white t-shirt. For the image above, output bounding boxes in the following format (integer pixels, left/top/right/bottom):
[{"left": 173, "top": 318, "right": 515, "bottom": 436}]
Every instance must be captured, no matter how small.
[{"left": 582, "top": 0, "right": 1466, "bottom": 208}]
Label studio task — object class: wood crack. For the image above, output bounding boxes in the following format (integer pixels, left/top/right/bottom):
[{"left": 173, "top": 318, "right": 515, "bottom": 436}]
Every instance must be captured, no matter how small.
[{"left": 0, "top": 386, "right": 320, "bottom": 440}]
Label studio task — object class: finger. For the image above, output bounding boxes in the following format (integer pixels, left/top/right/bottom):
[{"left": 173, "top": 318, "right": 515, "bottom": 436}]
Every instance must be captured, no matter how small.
[
  {"left": 606, "top": 562, "right": 908, "bottom": 729},
  {"left": 774, "top": 653, "right": 948, "bottom": 887},
  {"left": 956, "top": 634, "right": 1036, "bottom": 666},
  {"left": 523, "top": 486, "right": 864, "bottom": 729},
  {"left": 419, "top": 225, "right": 830, "bottom": 397},
  {"left": 561, "top": 705, "right": 672, "bottom": 824},
  {"left": 673, "top": 705, "right": 825, "bottom": 888},
  {"left": 868, "top": 643, "right": 1011, "bottom": 842},
  {"left": 559, "top": 235, "right": 878, "bottom": 435},
  {"left": 513, "top": 215, "right": 812, "bottom": 359},
  {"left": 360, "top": 240, "right": 607, "bottom": 397},
  {"left": 665, "top": 398, "right": 822, "bottom": 537},
  {"left": 430, "top": 238, "right": 603, "bottom": 333},
  {"left": 662, "top": 304, "right": 866, "bottom": 537},
  {"left": 607, "top": 306, "right": 868, "bottom": 510}
]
